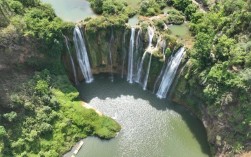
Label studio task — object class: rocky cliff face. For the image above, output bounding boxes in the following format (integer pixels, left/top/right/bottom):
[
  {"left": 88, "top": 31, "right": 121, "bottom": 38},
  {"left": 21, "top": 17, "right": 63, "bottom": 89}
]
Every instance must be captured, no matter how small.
[{"left": 63, "top": 20, "right": 180, "bottom": 88}]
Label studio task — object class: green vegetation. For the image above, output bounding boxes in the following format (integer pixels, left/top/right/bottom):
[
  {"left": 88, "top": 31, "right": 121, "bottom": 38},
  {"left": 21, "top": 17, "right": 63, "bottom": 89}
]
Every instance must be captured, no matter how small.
[
  {"left": 88, "top": 0, "right": 136, "bottom": 17},
  {"left": 0, "top": 0, "right": 73, "bottom": 73},
  {"left": 0, "top": 70, "right": 121, "bottom": 156},
  {"left": 139, "top": 0, "right": 163, "bottom": 16},
  {"left": 166, "top": 10, "right": 185, "bottom": 25},
  {"left": 182, "top": 0, "right": 251, "bottom": 155}
]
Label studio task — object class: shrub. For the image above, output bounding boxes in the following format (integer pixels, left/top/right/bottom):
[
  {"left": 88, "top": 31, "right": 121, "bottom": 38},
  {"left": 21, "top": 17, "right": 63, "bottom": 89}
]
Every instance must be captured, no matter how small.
[
  {"left": 140, "top": 0, "right": 161, "bottom": 16},
  {"left": 102, "top": 0, "right": 125, "bottom": 15},
  {"left": 0, "top": 126, "right": 6, "bottom": 138},
  {"left": 90, "top": 0, "right": 103, "bottom": 14},
  {"left": 3, "top": 111, "right": 17, "bottom": 122},
  {"left": 9, "top": 0, "right": 24, "bottom": 14},
  {"left": 35, "top": 80, "right": 49, "bottom": 96},
  {"left": 166, "top": 14, "right": 185, "bottom": 24}
]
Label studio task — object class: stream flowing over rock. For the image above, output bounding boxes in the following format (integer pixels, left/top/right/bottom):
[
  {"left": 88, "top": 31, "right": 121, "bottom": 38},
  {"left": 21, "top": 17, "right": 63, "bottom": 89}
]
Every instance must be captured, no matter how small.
[{"left": 66, "top": 24, "right": 185, "bottom": 99}]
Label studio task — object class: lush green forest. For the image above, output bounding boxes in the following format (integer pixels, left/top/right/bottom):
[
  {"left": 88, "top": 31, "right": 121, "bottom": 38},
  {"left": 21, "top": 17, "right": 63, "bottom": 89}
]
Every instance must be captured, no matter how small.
[
  {"left": 0, "top": 0, "right": 251, "bottom": 156},
  {"left": 187, "top": 0, "right": 251, "bottom": 155}
]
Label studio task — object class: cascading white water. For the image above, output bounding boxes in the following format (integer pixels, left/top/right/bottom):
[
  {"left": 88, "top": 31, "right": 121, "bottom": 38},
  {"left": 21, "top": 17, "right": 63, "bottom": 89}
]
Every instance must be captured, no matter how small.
[
  {"left": 135, "top": 52, "right": 147, "bottom": 83},
  {"left": 143, "top": 53, "right": 152, "bottom": 90},
  {"left": 135, "top": 29, "right": 141, "bottom": 73},
  {"left": 73, "top": 26, "right": 93, "bottom": 83},
  {"left": 146, "top": 26, "right": 155, "bottom": 51},
  {"left": 156, "top": 47, "right": 185, "bottom": 99},
  {"left": 127, "top": 28, "right": 136, "bottom": 83},
  {"left": 135, "top": 29, "right": 141, "bottom": 55},
  {"left": 109, "top": 28, "right": 114, "bottom": 82},
  {"left": 64, "top": 35, "right": 78, "bottom": 84},
  {"left": 135, "top": 26, "right": 155, "bottom": 83}
]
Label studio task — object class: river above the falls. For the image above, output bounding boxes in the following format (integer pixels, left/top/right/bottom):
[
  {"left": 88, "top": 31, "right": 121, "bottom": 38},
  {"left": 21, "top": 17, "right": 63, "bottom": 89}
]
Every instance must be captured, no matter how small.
[
  {"left": 41, "top": 0, "right": 96, "bottom": 22},
  {"left": 75, "top": 74, "right": 211, "bottom": 157}
]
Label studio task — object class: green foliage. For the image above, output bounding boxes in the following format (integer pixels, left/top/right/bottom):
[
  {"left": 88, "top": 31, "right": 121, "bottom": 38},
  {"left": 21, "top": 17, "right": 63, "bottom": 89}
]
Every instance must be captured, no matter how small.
[
  {"left": 3, "top": 112, "right": 17, "bottom": 122},
  {"left": 0, "top": 70, "right": 121, "bottom": 156},
  {"left": 0, "top": 126, "right": 6, "bottom": 138},
  {"left": 153, "top": 19, "right": 165, "bottom": 29},
  {"left": 184, "top": 3, "right": 198, "bottom": 20},
  {"left": 213, "top": 34, "right": 235, "bottom": 61},
  {"left": 173, "top": 0, "right": 192, "bottom": 12},
  {"left": 84, "top": 15, "right": 127, "bottom": 33},
  {"left": 90, "top": 0, "right": 103, "bottom": 14},
  {"left": 102, "top": 0, "right": 125, "bottom": 15},
  {"left": 35, "top": 80, "right": 49, "bottom": 96},
  {"left": 8, "top": 0, "right": 24, "bottom": 14},
  {"left": 166, "top": 9, "right": 185, "bottom": 25},
  {"left": 17, "top": 0, "right": 40, "bottom": 7},
  {"left": 222, "top": 0, "right": 245, "bottom": 15},
  {"left": 166, "top": 14, "right": 185, "bottom": 25},
  {"left": 23, "top": 5, "right": 64, "bottom": 56},
  {"left": 186, "top": 0, "right": 251, "bottom": 154},
  {"left": 191, "top": 32, "right": 213, "bottom": 68},
  {"left": 89, "top": 0, "right": 133, "bottom": 17},
  {"left": 165, "top": 47, "right": 172, "bottom": 57},
  {"left": 139, "top": 0, "right": 161, "bottom": 16}
]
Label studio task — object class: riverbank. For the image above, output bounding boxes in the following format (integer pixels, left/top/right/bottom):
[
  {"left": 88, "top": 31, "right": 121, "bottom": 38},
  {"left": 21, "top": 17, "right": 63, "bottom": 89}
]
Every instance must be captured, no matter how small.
[{"left": 81, "top": 102, "right": 103, "bottom": 116}]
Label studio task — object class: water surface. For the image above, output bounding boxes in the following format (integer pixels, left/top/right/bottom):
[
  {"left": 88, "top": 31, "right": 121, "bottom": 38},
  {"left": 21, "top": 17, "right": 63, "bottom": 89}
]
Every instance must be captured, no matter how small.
[
  {"left": 76, "top": 74, "right": 210, "bottom": 157},
  {"left": 128, "top": 15, "right": 139, "bottom": 27},
  {"left": 168, "top": 23, "right": 190, "bottom": 37},
  {"left": 41, "top": 0, "right": 96, "bottom": 22}
]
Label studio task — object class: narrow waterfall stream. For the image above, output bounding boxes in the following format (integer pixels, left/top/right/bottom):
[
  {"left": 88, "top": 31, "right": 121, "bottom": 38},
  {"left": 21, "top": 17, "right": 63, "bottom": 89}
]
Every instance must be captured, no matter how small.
[
  {"left": 127, "top": 28, "right": 135, "bottom": 83},
  {"left": 64, "top": 35, "right": 78, "bottom": 84},
  {"left": 73, "top": 26, "right": 94, "bottom": 83},
  {"left": 135, "top": 29, "right": 141, "bottom": 73},
  {"left": 135, "top": 26, "right": 155, "bottom": 85},
  {"left": 143, "top": 53, "right": 152, "bottom": 90},
  {"left": 135, "top": 51, "right": 147, "bottom": 83},
  {"left": 156, "top": 47, "right": 186, "bottom": 98}
]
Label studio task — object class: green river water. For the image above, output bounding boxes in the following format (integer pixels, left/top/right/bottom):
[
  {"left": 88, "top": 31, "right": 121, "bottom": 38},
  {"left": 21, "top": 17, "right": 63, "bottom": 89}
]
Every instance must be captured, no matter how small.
[{"left": 75, "top": 75, "right": 211, "bottom": 157}]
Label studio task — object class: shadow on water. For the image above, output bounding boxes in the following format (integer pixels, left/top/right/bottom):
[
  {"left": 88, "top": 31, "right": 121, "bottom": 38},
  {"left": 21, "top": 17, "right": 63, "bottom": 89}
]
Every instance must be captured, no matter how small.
[{"left": 77, "top": 73, "right": 211, "bottom": 156}]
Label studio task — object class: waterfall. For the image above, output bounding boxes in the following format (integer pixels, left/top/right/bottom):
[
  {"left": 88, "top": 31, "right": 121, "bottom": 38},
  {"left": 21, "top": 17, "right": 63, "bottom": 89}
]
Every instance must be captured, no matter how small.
[
  {"left": 135, "top": 26, "right": 155, "bottom": 84},
  {"left": 143, "top": 53, "right": 152, "bottom": 90},
  {"left": 109, "top": 28, "right": 114, "bottom": 82},
  {"left": 156, "top": 47, "right": 185, "bottom": 99},
  {"left": 121, "top": 31, "right": 127, "bottom": 78},
  {"left": 73, "top": 26, "right": 93, "bottom": 83},
  {"left": 135, "top": 29, "right": 141, "bottom": 75},
  {"left": 127, "top": 27, "right": 136, "bottom": 83},
  {"left": 63, "top": 35, "right": 78, "bottom": 85},
  {"left": 135, "top": 52, "right": 147, "bottom": 83},
  {"left": 146, "top": 26, "right": 155, "bottom": 51}
]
